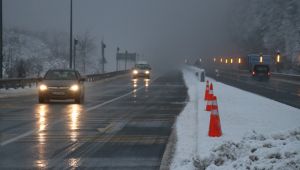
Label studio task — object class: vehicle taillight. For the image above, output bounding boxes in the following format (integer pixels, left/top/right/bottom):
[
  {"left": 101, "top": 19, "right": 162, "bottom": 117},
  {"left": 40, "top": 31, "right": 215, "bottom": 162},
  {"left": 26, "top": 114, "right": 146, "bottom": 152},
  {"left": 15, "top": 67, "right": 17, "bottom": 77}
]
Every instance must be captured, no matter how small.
[
  {"left": 252, "top": 71, "right": 255, "bottom": 76},
  {"left": 268, "top": 72, "right": 271, "bottom": 76}
]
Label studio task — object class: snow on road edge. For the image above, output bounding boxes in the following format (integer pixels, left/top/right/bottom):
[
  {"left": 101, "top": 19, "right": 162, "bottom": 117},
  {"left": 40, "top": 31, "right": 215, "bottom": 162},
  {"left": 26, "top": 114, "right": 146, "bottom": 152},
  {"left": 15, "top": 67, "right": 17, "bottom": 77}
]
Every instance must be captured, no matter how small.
[{"left": 171, "top": 67, "right": 300, "bottom": 170}]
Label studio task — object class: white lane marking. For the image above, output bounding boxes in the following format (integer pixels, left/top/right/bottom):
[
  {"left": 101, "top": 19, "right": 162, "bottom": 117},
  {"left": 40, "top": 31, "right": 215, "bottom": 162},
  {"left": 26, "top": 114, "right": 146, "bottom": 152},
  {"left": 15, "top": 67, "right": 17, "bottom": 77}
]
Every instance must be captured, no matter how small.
[
  {"left": 0, "top": 89, "right": 144, "bottom": 147},
  {"left": 85, "top": 88, "right": 142, "bottom": 112},
  {"left": 1, "top": 77, "right": 159, "bottom": 146}
]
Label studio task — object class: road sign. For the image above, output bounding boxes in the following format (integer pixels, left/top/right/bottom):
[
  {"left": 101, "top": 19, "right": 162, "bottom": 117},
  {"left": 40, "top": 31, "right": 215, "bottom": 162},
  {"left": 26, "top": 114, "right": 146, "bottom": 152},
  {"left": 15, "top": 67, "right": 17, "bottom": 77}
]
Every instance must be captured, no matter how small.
[{"left": 116, "top": 53, "right": 136, "bottom": 61}]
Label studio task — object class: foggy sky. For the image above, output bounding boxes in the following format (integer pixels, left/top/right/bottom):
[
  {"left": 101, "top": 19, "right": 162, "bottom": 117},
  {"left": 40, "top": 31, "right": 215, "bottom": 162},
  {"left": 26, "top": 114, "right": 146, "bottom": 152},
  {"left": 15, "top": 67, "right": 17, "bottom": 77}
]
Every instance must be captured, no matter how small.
[{"left": 4, "top": 0, "right": 237, "bottom": 70}]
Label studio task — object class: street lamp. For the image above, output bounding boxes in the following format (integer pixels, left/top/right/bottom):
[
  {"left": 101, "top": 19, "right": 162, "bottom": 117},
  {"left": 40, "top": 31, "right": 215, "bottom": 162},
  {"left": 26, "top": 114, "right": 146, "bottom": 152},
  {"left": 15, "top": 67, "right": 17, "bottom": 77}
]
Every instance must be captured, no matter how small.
[
  {"left": 259, "top": 53, "right": 263, "bottom": 63},
  {"left": 0, "top": 0, "right": 3, "bottom": 79},
  {"left": 73, "top": 38, "right": 78, "bottom": 69},
  {"left": 69, "top": 0, "right": 73, "bottom": 69},
  {"left": 276, "top": 52, "right": 281, "bottom": 63}
]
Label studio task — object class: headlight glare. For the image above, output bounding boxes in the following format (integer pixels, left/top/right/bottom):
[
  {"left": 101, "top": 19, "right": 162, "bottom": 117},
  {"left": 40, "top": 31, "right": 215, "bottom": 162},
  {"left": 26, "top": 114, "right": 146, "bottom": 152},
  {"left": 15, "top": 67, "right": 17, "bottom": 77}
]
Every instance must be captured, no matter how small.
[
  {"left": 70, "top": 84, "right": 79, "bottom": 91},
  {"left": 39, "top": 84, "right": 47, "bottom": 91},
  {"left": 145, "top": 70, "right": 150, "bottom": 74},
  {"left": 133, "top": 70, "right": 138, "bottom": 74}
]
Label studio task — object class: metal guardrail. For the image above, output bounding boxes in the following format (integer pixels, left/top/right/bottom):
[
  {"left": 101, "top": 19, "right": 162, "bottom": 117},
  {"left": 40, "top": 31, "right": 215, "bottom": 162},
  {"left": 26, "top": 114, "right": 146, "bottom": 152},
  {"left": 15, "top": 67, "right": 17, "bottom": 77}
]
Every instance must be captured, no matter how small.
[
  {"left": 271, "top": 72, "right": 300, "bottom": 81},
  {"left": 0, "top": 78, "right": 38, "bottom": 90},
  {"left": 85, "top": 70, "right": 129, "bottom": 82},
  {"left": 0, "top": 70, "right": 129, "bottom": 90},
  {"left": 202, "top": 64, "right": 300, "bottom": 82}
]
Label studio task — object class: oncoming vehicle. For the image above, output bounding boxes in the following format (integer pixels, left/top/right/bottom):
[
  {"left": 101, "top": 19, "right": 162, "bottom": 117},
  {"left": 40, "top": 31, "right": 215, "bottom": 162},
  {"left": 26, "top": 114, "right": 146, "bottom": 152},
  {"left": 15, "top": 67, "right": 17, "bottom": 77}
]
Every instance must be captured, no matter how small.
[
  {"left": 252, "top": 64, "right": 271, "bottom": 80},
  {"left": 38, "top": 69, "right": 85, "bottom": 104},
  {"left": 132, "top": 62, "right": 151, "bottom": 79}
]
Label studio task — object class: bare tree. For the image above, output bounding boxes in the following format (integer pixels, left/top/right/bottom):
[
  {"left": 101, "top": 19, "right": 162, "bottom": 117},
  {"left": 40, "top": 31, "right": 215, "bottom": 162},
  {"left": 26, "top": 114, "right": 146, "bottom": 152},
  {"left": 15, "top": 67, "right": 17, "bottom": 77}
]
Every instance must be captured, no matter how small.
[{"left": 76, "top": 32, "right": 96, "bottom": 74}]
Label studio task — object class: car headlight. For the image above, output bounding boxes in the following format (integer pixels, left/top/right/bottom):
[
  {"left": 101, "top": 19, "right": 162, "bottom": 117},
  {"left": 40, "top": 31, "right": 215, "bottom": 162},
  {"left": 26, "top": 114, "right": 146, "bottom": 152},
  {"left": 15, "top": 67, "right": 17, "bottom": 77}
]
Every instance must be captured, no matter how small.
[
  {"left": 39, "top": 84, "right": 48, "bottom": 91},
  {"left": 133, "top": 70, "right": 138, "bottom": 75},
  {"left": 145, "top": 70, "right": 150, "bottom": 74},
  {"left": 70, "top": 84, "right": 79, "bottom": 91}
]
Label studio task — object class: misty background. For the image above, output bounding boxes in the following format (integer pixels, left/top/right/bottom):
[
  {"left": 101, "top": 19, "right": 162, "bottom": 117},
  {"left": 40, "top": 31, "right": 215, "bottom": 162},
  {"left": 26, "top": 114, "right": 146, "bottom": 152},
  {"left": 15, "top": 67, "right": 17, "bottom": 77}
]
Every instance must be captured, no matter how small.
[{"left": 2, "top": 0, "right": 300, "bottom": 77}]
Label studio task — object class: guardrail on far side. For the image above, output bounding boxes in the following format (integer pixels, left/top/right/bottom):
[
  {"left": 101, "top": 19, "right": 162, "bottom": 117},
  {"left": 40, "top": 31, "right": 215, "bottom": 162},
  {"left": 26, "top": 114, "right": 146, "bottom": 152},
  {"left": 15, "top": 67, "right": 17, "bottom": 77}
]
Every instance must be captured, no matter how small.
[{"left": 0, "top": 70, "right": 129, "bottom": 90}]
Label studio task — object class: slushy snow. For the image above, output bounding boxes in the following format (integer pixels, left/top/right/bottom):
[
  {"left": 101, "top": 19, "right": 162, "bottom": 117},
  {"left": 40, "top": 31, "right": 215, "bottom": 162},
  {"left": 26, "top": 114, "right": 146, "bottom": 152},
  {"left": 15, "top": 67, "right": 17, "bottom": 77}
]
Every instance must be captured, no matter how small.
[{"left": 171, "top": 66, "right": 300, "bottom": 170}]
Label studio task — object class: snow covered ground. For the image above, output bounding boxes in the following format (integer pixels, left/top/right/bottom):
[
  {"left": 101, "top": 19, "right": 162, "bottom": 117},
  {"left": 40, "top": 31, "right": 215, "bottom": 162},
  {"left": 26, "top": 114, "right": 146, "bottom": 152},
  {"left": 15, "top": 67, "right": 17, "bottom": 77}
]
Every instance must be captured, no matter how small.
[
  {"left": 0, "top": 86, "right": 37, "bottom": 98},
  {"left": 171, "top": 66, "right": 300, "bottom": 170}
]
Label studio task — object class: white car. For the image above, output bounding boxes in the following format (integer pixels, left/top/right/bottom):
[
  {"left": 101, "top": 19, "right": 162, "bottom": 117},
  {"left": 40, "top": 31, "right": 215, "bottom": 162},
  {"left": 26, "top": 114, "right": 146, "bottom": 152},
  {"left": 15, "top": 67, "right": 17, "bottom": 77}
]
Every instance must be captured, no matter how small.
[{"left": 132, "top": 63, "right": 151, "bottom": 79}]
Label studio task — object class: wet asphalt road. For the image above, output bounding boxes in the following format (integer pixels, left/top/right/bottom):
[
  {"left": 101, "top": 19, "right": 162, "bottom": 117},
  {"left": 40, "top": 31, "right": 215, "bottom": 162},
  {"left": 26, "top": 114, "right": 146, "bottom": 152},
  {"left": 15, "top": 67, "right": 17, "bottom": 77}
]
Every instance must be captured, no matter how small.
[
  {"left": 205, "top": 68, "right": 300, "bottom": 109},
  {"left": 0, "top": 72, "right": 187, "bottom": 169}
]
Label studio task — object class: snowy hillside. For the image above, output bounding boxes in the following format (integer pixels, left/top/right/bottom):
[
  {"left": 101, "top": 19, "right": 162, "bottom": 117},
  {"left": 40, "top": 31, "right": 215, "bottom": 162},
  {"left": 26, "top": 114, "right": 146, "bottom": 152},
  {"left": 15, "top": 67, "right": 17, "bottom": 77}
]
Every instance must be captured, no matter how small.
[
  {"left": 3, "top": 29, "right": 52, "bottom": 77},
  {"left": 2, "top": 29, "right": 106, "bottom": 78},
  {"left": 230, "top": 0, "right": 300, "bottom": 65}
]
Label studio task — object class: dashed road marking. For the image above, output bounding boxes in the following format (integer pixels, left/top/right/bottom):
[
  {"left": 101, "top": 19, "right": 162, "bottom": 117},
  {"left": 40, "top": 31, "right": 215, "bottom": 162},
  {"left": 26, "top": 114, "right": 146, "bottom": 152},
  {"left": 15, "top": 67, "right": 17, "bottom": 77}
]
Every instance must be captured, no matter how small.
[
  {"left": 0, "top": 76, "right": 160, "bottom": 146},
  {"left": 0, "top": 87, "right": 144, "bottom": 146}
]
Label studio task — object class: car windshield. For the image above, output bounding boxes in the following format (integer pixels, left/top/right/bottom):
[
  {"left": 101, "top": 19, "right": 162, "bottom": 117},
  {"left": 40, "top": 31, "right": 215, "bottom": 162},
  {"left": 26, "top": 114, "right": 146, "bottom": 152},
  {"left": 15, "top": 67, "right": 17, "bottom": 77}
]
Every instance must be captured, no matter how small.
[
  {"left": 135, "top": 64, "right": 151, "bottom": 70},
  {"left": 44, "top": 70, "right": 77, "bottom": 80}
]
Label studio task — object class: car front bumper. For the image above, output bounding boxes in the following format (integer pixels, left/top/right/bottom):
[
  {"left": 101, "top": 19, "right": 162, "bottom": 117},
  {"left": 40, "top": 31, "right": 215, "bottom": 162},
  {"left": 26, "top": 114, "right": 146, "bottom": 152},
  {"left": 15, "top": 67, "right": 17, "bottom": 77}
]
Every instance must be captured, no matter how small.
[{"left": 39, "top": 88, "right": 81, "bottom": 99}]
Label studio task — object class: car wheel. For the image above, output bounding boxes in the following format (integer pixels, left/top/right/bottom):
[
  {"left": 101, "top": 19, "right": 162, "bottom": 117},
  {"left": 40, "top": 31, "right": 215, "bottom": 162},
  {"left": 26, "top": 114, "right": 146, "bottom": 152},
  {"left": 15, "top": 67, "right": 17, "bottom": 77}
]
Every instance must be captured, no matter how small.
[
  {"left": 75, "top": 94, "right": 84, "bottom": 104},
  {"left": 38, "top": 96, "right": 45, "bottom": 103}
]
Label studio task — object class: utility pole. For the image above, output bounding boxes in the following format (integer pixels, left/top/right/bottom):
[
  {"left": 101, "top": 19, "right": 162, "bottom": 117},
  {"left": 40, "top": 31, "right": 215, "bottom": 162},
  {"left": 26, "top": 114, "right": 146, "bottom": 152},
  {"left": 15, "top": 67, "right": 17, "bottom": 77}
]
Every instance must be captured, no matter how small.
[
  {"left": 116, "top": 47, "right": 119, "bottom": 71},
  {"left": 73, "top": 38, "right": 78, "bottom": 69},
  {"left": 69, "top": 0, "right": 73, "bottom": 69},
  {"left": 125, "top": 50, "right": 128, "bottom": 70},
  {"left": 101, "top": 40, "right": 106, "bottom": 73},
  {"left": 0, "top": 0, "right": 3, "bottom": 79}
]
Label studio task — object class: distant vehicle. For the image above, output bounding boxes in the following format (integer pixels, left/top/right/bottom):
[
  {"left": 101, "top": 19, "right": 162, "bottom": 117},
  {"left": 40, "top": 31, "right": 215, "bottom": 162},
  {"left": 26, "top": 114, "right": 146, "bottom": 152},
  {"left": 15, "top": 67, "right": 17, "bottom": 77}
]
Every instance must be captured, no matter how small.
[
  {"left": 252, "top": 64, "right": 271, "bottom": 80},
  {"left": 38, "top": 69, "right": 85, "bottom": 104},
  {"left": 132, "top": 62, "right": 151, "bottom": 79},
  {"left": 246, "top": 54, "right": 271, "bottom": 71}
]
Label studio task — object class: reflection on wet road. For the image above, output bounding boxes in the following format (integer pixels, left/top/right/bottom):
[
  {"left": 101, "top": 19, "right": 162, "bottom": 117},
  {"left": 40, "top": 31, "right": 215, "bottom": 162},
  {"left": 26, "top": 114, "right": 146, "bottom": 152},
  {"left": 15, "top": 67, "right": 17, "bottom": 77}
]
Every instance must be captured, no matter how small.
[
  {"left": 132, "top": 78, "right": 150, "bottom": 89},
  {"left": 0, "top": 72, "right": 187, "bottom": 169},
  {"left": 36, "top": 105, "right": 48, "bottom": 168},
  {"left": 68, "top": 104, "right": 82, "bottom": 142}
]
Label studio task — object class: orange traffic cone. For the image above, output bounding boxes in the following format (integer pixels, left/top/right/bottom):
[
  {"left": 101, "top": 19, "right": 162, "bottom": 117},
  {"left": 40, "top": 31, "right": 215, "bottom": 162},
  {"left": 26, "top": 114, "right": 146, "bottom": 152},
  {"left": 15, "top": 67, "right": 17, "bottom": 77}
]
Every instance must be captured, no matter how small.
[
  {"left": 208, "top": 96, "right": 222, "bottom": 137},
  {"left": 208, "top": 83, "right": 214, "bottom": 100},
  {"left": 204, "top": 80, "right": 210, "bottom": 100},
  {"left": 205, "top": 83, "right": 214, "bottom": 111}
]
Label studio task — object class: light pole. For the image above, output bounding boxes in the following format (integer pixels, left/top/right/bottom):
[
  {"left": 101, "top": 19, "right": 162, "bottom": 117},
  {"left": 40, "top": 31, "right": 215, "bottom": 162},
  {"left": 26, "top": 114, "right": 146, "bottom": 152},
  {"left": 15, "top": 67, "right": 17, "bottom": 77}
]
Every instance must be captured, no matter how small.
[
  {"left": 73, "top": 38, "right": 78, "bottom": 69},
  {"left": 69, "top": 0, "right": 73, "bottom": 69},
  {"left": 116, "top": 47, "right": 120, "bottom": 71},
  {"left": 101, "top": 40, "right": 106, "bottom": 73},
  {"left": 0, "top": 0, "right": 3, "bottom": 79},
  {"left": 125, "top": 50, "right": 128, "bottom": 70}
]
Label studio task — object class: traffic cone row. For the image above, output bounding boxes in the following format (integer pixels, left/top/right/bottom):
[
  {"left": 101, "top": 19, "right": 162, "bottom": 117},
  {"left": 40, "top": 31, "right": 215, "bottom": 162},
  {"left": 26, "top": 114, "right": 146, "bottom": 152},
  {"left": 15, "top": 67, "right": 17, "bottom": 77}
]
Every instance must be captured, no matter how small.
[
  {"left": 204, "top": 80, "right": 210, "bottom": 100},
  {"left": 203, "top": 81, "right": 222, "bottom": 137},
  {"left": 205, "top": 82, "right": 214, "bottom": 111},
  {"left": 208, "top": 96, "right": 222, "bottom": 137}
]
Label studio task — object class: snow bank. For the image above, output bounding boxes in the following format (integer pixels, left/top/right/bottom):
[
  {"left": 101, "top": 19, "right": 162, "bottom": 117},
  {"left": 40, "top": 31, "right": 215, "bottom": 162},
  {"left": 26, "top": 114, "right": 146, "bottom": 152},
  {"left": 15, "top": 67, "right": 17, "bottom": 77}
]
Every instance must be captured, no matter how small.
[
  {"left": 195, "top": 129, "right": 300, "bottom": 170},
  {"left": 171, "top": 67, "right": 300, "bottom": 170}
]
